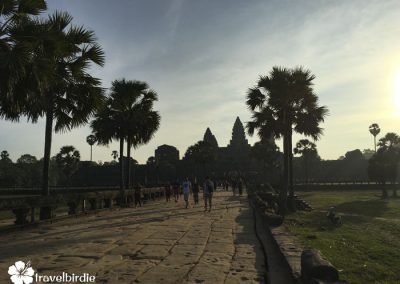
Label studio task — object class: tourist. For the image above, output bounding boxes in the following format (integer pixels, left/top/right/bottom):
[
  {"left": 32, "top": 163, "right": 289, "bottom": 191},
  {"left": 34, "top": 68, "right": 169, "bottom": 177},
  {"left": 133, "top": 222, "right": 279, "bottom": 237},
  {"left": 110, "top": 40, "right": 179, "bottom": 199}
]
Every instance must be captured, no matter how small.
[
  {"left": 192, "top": 178, "right": 200, "bottom": 205},
  {"left": 238, "top": 178, "right": 243, "bottom": 196},
  {"left": 134, "top": 183, "right": 142, "bottom": 207},
  {"left": 182, "top": 177, "right": 191, "bottom": 209},
  {"left": 173, "top": 180, "right": 180, "bottom": 202},
  {"left": 232, "top": 179, "right": 237, "bottom": 196},
  {"left": 165, "top": 182, "right": 172, "bottom": 202},
  {"left": 203, "top": 176, "right": 214, "bottom": 212}
]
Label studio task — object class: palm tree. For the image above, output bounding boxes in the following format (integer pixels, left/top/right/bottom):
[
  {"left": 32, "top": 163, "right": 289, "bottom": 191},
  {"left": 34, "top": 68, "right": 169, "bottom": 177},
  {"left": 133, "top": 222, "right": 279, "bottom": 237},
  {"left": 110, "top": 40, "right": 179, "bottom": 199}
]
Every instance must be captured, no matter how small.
[
  {"left": 1, "top": 8, "right": 105, "bottom": 197},
  {"left": 0, "top": 0, "right": 47, "bottom": 112},
  {"left": 246, "top": 66, "right": 328, "bottom": 214},
  {"left": 123, "top": 81, "right": 160, "bottom": 189},
  {"left": 86, "top": 134, "right": 97, "bottom": 162},
  {"left": 369, "top": 123, "right": 380, "bottom": 152},
  {"left": 293, "top": 139, "right": 318, "bottom": 184},
  {"left": 111, "top": 150, "right": 118, "bottom": 162},
  {"left": 55, "top": 145, "right": 80, "bottom": 184},
  {"left": 91, "top": 79, "right": 160, "bottom": 194},
  {"left": 377, "top": 132, "right": 399, "bottom": 150}
]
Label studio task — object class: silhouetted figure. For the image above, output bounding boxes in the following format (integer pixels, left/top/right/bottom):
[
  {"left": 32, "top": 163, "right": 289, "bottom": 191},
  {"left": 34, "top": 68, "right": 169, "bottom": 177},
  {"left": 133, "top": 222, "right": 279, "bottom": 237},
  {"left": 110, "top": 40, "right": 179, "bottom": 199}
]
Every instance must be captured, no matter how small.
[
  {"left": 238, "top": 178, "right": 243, "bottom": 196},
  {"left": 192, "top": 179, "right": 200, "bottom": 205},
  {"left": 232, "top": 179, "right": 237, "bottom": 196},
  {"left": 165, "top": 182, "right": 172, "bottom": 202},
  {"left": 173, "top": 181, "right": 180, "bottom": 202},
  {"left": 182, "top": 177, "right": 191, "bottom": 209},
  {"left": 134, "top": 184, "right": 142, "bottom": 207},
  {"left": 203, "top": 176, "right": 214, "bottom": 212}
]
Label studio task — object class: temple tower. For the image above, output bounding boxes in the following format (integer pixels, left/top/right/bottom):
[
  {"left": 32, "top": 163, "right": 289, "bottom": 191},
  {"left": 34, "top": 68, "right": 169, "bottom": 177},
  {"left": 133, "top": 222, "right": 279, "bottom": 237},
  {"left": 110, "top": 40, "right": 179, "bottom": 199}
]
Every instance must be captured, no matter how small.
[
  {"left": 229, "top": 117, "right": 250, "bottom": 148},
  {"left": 203, "top": 127, "right": 218, "bottom": 147}
]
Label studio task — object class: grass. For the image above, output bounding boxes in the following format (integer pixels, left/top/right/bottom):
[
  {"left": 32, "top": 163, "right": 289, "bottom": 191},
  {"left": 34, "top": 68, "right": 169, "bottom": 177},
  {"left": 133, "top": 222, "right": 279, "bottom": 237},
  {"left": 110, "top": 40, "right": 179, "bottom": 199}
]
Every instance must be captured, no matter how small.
[{"left": 286, "top": 190, "right": 400, "bottom": 284}]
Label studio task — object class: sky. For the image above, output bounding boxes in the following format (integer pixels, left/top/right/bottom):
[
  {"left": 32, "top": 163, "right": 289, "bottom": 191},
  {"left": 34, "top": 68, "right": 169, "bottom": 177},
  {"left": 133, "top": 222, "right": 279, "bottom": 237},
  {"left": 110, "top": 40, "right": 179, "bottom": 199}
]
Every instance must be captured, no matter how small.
[{"left": 1, "top": 0, "right": 400, "bottom": 164}]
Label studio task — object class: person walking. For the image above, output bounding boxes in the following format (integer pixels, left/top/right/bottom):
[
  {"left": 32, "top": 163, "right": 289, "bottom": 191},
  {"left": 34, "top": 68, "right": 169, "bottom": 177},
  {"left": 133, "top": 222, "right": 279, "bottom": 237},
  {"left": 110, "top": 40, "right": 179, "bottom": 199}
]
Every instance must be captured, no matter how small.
[
  {"left": 134, "top": 183, "right": 142, "bottom": 207},
  {"left": 182, "top": 177, "right": 191, "bottom": 209},
  {"left": 173, "top": 180, "right": 180, "bottom": 202},
  {"left": 232, "top": 179, "right": 237, "bottom": 196},
  {"left": 165, "top": 182, "right": 172, "bottom": 202},
  {"left": 203, "top": 176, "right": 214, "bottom": 212},
  {"left": 238, "top": 178, "right": 243, "bottom": 196},
  {"left": 192, "top": 178, "right": 200, "bottom": 205}
]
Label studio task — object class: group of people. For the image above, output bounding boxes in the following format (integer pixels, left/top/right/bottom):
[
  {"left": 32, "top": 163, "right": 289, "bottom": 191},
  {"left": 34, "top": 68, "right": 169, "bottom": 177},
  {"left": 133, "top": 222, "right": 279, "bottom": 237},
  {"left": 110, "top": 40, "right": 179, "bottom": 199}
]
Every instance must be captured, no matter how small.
[
  {"left": 132, "top": 177, "right": 246, "bottom": 212},
  {"left": 164, "top": 177, "right": 216, "bottom": 211}
]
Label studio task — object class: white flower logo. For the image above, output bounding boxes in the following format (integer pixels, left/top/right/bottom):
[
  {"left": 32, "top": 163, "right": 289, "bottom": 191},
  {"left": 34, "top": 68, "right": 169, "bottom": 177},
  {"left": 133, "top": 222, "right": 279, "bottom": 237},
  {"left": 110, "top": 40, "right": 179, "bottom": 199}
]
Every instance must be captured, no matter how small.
[{"left": 8, "top": 261, "right": 34, "bottom": 284}]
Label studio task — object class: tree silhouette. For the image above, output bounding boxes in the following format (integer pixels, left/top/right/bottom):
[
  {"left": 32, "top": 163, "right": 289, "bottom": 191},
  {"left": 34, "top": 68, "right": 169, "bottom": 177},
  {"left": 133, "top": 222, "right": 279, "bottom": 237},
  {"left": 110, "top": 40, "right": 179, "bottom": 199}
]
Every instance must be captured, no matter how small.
[
  {"left": 293, "top": 139, "right": 318, "bottom": 184},
  {"left": 0, "top": 150, "right": 11, "bottom": 163},
  {"left": 55, "top": 146, "right": 80, "bottom": 184},
  {"left": 246, "top": 66, "right": 328, "bottom": 214},
  {"left": 91, "top": 79, "right": 160, "bottom": 192},
  {"left": 184, "top": 141, "right": 217, "bottom": 178},
  {"left": 0, "top": 5, "right": 105, "bottom": 196},
  {"left": 369, "top": 123, "right": 381, "bottom": 153},
  {"left": 111, "top": 151, "right": 118, "bottom": 162},
  {"left": 86, "top": 135, "right": 97, "bottom": 162},
  {"left": 17, "top": 154, "right": 37, "bottom": 164}
]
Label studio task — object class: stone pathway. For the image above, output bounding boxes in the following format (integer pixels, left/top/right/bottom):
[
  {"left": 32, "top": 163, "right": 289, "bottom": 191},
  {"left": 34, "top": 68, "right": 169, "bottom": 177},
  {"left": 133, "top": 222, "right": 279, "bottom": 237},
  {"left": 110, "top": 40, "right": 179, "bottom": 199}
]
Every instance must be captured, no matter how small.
[{"left": 0, "top": 192, "right": 267, "bottom": 283}]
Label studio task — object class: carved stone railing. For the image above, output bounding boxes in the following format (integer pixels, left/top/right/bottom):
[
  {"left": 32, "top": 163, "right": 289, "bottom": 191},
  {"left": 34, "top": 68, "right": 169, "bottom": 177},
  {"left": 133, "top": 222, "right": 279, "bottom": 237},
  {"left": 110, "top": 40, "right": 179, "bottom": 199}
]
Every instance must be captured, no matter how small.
[{"left": 0, "top": 187, "right": 165, "bottom": 226}]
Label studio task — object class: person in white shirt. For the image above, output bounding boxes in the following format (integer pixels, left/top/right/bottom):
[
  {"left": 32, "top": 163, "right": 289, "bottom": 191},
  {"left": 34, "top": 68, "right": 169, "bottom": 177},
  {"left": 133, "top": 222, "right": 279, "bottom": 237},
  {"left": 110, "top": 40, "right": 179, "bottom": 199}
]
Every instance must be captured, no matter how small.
[{"left": 182, "top": 177, "right": 192, "bottom": 209}]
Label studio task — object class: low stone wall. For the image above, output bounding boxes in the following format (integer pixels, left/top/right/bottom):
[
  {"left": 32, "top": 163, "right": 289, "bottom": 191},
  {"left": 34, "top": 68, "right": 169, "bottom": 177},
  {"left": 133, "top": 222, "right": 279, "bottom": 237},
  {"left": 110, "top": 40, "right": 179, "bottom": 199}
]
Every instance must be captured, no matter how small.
[
  {"left": 0, "top": 187, "right": 165, "bottom": 226},
  {"left": 251, "top": 192, "right": 347, "bottom": 284}
]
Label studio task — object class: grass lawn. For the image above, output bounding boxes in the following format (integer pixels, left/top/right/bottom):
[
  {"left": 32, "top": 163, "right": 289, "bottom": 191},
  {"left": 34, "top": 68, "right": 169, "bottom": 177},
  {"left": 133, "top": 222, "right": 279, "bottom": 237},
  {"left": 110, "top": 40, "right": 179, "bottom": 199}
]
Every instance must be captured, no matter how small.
[{"left": 286, "top": 190, "right": 400, "bottom": 284}]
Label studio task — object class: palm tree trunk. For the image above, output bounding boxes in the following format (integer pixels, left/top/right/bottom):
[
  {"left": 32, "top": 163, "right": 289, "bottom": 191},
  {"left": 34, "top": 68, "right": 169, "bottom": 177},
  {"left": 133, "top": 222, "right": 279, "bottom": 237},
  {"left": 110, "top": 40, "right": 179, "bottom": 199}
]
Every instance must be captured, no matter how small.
[
  {"left": 280, "top": 134, "right": 289, "bottom": 215},
  {"left": 40, "top": 98, "right": 54, "bottom": 220},
  {"left": 42, "top": 103, "right": 54, "bottom": 196},
  {"left": 119, "top": 133, "right": 125, "bottom": 191},
  {"left": 90, "top": 145, "right": 93, "bottom": 162},
  {"left": 374, "top": 136, "right": 377, "bottom": 153},
  {"left": 126, "top": 135, "right": 131, "bottom": 189},
  {"left": 288, "top": 131, "right": 294, "bottom": 198}
]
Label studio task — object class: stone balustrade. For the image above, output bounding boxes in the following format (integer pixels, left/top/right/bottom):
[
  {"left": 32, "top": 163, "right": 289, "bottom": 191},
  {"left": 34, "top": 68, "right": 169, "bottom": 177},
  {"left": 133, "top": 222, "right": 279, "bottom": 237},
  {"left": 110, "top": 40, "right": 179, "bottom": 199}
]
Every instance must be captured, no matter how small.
[{"left": 0, "top": 187, "right": 165, "bottom": 225}]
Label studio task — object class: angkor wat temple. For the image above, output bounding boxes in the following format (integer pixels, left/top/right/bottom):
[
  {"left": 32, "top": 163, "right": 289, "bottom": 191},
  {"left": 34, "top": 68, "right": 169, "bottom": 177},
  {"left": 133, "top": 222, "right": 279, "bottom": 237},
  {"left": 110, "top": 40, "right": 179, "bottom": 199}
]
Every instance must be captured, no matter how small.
[{"left": 72, "top": 117, "right": 274, "bottom": 185}]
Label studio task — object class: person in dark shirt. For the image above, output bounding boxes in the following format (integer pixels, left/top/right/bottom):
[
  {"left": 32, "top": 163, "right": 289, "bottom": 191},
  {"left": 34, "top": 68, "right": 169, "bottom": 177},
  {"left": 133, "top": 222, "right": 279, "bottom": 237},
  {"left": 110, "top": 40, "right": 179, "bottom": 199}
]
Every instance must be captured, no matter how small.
[
  {"left": 134, "top": 183, "right": 142, "bottom": 207},
  {"left": 173, "top": 181, "right": 180, "bottom": 202},
  {"left": 165, "top": 182, "right": 172, "bottom": 202},
  {"left": 192, "top": 178, "right": 200, "bottom": 205}
]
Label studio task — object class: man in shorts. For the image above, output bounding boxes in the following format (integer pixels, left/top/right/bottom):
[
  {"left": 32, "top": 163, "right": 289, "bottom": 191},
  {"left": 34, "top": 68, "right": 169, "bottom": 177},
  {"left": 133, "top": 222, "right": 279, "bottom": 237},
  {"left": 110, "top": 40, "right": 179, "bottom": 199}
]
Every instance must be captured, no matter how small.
[
  {"left": 182, "top": 177, "right": 191, "bottom": 209},
  {"left": 203, "top": 176, "right": 214, "bottom": 212}
]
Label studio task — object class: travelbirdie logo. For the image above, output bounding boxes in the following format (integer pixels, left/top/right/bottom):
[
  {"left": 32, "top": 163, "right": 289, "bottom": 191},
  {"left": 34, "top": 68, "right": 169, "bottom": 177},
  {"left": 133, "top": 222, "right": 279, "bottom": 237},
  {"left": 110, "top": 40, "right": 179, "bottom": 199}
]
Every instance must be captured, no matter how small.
[
  {"left": 7, "top": 260, "right": 96, "bottom": 283},
  {"left": 8, "top": 261, "right": 34, "bottom": 284}
]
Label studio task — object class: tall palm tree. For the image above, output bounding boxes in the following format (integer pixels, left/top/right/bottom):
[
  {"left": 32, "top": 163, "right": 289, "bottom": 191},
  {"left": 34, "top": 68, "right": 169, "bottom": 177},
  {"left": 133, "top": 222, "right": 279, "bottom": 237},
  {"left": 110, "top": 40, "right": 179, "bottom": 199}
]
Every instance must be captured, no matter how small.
[
  {"left": 86, "top": 134, "right": 97, "bottom": 162},
  {"left": 91, "top": 79, "right": 160, "bottom": 194},
  {"left": 123, "top": 81, "right": 160, "bottom": 189},
  {"left": 1, "top": 7, "right": 105, "bottom": 198},
  {"left": 0, "top": 0, "right": 47, "bottom": 111},
  {"left": 369, "top": 123, "right": 380, "bottom": 153},
  {"left": 293, "top": 139, "right": 318, "bottom": 184},
  {"left": 246, "top": 66, "right": 328, "bottom": 214}
]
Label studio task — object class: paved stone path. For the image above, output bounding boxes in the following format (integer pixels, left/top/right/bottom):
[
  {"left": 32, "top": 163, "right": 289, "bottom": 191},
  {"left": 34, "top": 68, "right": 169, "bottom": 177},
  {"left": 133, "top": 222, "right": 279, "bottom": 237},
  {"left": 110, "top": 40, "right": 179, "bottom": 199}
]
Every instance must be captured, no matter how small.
[{"left": 0, "top": 192, "right": 267, "bottom": 283}]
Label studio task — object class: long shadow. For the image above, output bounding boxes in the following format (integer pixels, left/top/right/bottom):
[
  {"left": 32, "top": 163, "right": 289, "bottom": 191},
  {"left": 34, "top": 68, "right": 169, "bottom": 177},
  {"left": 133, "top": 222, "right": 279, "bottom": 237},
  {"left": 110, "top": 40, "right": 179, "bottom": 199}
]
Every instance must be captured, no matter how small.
[{"left": 230, "top": 197, "right": 268, "bottom": 283}]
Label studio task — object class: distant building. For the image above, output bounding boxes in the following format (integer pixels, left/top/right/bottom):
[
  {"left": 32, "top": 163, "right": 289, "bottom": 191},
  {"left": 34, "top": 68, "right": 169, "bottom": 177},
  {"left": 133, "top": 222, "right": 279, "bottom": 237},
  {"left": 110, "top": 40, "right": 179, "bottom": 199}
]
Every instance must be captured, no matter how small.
[
  {"left": 202, "top": 117, "right": 253, "bottom": 173},
  {"left": 155, "top": 144, "right": 179, "bottom": 164}
]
